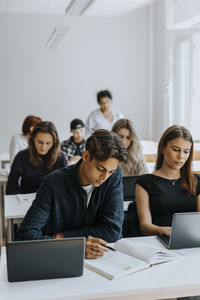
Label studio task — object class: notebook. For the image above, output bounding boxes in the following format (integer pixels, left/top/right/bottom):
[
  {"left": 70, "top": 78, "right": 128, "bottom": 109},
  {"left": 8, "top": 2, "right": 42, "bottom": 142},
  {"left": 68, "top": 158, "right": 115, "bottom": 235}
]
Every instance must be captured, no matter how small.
[
  {"left": 6, "top": 237, "right": 85, "bottom": 282},
  {"left": 157, "top": 212, "right": 200, "bottom": 249},
  {"left": 85, "top": 239, "right": 181, "bottom": 280}
]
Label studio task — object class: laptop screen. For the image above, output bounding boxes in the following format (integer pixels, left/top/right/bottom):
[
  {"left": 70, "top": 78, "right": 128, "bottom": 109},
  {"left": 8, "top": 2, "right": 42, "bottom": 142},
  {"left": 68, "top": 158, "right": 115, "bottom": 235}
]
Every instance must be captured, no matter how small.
[{"left": 6, "top": 237, "right": 85, "bottom": 282}]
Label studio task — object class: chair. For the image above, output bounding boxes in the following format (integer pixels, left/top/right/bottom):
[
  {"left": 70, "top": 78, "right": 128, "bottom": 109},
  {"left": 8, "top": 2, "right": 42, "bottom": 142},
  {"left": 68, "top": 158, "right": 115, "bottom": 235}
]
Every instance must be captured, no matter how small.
[
  {"left": 0, "top": 153, "right": 10, "bottom": 169},
  {"left": 122, "top": 176, "right": 141, "bottom": 237},
  {"left": 141, "top": 140, "right": 158, "bottom": 163},
  {"left": 122, "top": 176, "right": 139, "bottom": 203},
  {"left": 0, "top": 199, "right": 2, "bottom": 258}
]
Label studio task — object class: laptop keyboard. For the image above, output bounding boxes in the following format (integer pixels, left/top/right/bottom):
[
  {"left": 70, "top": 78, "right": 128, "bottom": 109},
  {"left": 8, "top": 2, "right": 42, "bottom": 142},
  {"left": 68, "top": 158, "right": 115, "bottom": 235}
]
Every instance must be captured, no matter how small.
[{"left": 157, "top": 234, "right": 170, "bottom": 245}]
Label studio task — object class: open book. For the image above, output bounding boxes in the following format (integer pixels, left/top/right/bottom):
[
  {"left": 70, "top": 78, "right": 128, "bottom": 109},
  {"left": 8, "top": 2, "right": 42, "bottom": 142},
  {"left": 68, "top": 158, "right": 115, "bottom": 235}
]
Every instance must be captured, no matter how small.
[{"left": 85, "top": 239, "right": 182, "bottom": 280}]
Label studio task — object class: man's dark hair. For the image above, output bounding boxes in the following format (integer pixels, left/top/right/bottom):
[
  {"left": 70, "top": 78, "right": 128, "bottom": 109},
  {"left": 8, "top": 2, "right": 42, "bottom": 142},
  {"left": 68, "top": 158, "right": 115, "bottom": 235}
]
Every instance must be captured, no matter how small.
[
  {"left": 97, "top": 90, "right": 112, "bottom": 104},
  {"left": 86, "top": 129, "right": 127, "bottom": 162}
]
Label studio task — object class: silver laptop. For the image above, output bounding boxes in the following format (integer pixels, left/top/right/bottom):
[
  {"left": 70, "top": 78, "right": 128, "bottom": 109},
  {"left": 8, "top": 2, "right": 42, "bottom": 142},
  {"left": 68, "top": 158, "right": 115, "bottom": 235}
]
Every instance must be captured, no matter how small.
[
  {"left": 6, "top": 237, "right": 85, "bottom": 282},
  {"left": 157, "top": 212, "right": 200, "bottom": 249}
]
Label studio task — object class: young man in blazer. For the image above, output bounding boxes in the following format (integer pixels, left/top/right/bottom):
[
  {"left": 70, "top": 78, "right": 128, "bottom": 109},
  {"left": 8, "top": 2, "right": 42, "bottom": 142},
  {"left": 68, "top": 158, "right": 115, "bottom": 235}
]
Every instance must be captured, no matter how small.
[{"left": 15, "top": 129, "right": 127, "bottom": 259}]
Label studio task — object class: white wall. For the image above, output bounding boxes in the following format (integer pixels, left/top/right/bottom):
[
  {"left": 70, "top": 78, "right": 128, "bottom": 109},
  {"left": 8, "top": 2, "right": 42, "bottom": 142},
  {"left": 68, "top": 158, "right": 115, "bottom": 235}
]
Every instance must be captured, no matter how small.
[
  {"left": 173, "top": 0, "right": 200, "bottom": 26},
  {"left": 0, "top": 8, "right": 149, "bottom": 153},
  {"left": 152, "top": 0, "right": 168, "bottom": 141}
]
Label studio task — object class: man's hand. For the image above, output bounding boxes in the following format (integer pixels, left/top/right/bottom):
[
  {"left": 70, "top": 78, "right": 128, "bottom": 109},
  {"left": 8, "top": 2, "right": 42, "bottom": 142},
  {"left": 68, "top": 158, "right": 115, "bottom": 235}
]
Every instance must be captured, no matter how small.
[
  {"left": 85, "top": 237, "right": 109, "bottom": 259},
  {"left": 53, "top": 232, "right": 65, "bottom": 239}
]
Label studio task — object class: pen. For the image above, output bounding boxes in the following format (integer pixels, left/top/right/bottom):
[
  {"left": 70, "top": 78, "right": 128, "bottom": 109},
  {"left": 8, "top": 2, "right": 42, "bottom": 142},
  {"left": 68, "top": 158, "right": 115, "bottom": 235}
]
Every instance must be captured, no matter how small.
[{"left": 104, "top": 245, "right": 116, "bottom": 252}]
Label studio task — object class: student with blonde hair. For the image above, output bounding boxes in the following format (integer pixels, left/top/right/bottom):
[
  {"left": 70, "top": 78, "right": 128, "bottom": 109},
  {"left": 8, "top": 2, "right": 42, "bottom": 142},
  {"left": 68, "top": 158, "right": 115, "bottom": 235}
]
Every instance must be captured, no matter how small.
[{"left": 112, "top": 119, "right": 148, "bottom": 176}]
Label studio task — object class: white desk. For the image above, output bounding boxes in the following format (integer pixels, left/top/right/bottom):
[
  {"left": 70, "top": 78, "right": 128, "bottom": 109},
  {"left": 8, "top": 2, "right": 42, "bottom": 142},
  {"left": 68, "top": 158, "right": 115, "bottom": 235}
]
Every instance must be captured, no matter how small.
[
  {"left": 193, "top": 160, "right": 200, "bottom": 172},
  {"left": 0, "top": 170, "right": 9, "bottom": 240},
  {"left": 5, "top": 194, "right": 129, "bottom": 239},
  {"left": 1, "top": 236, "right": 200, "bottom": 300},
  {"left": 0, "top": 153, "right": 10, "bottom": 169},
  {"left": 4, "top": 194, "right": 35, "bottom": 242}
]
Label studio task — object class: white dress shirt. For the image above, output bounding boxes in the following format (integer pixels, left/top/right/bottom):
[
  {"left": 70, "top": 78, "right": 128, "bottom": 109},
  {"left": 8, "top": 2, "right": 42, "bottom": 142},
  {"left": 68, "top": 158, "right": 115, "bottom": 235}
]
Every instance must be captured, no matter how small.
[
  {"left": 9, "top": 133, "right": 28, "bottom": 165},
  {"left": 85, "top": 108, "right": 124, "bottom": 139}
]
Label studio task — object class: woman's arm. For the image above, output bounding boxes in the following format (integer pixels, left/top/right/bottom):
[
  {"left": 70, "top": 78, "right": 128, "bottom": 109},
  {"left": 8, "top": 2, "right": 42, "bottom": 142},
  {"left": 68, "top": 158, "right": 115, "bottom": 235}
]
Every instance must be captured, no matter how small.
[
  {"left": 136, "top": 184, "right": 171, "bottom": 236},
  {"left": 6, "top": 154, "right": 22, "bottom": 194}
]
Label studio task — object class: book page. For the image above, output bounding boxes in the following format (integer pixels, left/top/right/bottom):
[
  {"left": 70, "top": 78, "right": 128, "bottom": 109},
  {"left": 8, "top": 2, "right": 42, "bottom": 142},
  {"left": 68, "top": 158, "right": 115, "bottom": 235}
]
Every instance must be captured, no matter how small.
[
  {"left": 114, "top": 239, "right": 181, "bottom": 265},
  {"left": 17, "top": 193, "right": 36, "bottom": 204},
  {"left": 85, "top": 250, "right": 148, "bottom": 280}
]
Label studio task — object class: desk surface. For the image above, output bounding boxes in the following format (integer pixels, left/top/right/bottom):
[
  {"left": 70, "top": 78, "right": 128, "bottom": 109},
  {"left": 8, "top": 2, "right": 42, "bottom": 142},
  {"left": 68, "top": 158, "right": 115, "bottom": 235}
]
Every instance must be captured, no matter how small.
[
  {"left": 4, "top": 194, "right": 35, "bottom": 219},
  {"left": 1, "top": 236, "right": 200, "bottom": 300},
  {"left": 0, "top": 169, "right": 9, "bottom": 184},
  {"left": 5, "top": 193, "right": 130, "bottom": 218}
]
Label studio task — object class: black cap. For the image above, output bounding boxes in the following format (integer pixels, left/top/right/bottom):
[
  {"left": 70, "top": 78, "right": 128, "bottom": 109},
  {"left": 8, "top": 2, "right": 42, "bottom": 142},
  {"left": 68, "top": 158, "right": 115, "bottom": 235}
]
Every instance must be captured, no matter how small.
[{"left": 70, "top": 119, "right": 85, "bottom": 130}]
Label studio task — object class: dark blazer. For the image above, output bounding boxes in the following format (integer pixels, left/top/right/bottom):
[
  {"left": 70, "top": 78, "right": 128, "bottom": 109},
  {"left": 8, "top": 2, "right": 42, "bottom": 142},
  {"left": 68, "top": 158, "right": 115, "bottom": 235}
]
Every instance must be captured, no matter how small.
[{"left": 15, "top": 161, "right": 124, "bottom": 243}]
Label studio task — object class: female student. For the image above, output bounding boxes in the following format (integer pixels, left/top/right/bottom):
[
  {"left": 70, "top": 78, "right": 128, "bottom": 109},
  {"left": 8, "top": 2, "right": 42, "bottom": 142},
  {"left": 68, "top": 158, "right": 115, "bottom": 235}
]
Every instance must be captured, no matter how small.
[
  {"left": 85, "top": 90, "right": 123, "bottom": 139},
  {"left": 9, "top": 115, "right": 42, "bottom": 165},
  {"left": 112, "top": 119, "right": 148, "bottom": 176},
  {"left": 6, "top": 121, "right": 67, "bottom": 195},
  {"left": 136, "top": 125, "right": 200, "bottom": 237}
]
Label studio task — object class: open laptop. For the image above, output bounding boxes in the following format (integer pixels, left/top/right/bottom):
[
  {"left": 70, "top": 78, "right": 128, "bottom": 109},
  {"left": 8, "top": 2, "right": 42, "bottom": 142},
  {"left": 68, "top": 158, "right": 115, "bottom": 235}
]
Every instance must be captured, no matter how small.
[
  {"left": 6, "top": 237, "right": 85, "bottom": 282},
  {"left": 157, "top": 212, "right": 200, "bottom": 249}
]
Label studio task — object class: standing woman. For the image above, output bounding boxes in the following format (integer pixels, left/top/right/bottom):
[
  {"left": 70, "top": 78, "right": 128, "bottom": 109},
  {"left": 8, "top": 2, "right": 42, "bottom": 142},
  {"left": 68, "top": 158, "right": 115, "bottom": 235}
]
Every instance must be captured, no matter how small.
[
  {"left": 6, "top": 121, "right": 67, "bottom": 195},
  {"left": 85, "top": 90, "right": 123, "bottom": 139},
  {"left": 136, "top": 125, "right": 200, "bottom": 237},
  {"left": 112, "top": 119, "right": 148, "bottom": 176}
]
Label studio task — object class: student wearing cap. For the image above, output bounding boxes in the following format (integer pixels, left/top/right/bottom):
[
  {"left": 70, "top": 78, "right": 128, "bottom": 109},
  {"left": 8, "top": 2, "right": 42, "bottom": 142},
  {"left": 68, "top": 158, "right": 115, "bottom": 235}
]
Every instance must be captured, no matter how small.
[
  {"left": 15, "top": 130, "right": 127, "bottom": 259},
  {"left": 61, "top": 119, "right": 86, "bottom": 165}
]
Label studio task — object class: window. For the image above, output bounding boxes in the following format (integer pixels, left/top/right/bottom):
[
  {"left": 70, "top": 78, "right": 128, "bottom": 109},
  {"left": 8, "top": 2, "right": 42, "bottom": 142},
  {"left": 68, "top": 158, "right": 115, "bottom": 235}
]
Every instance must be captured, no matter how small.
[{"left": 169, "top": 31, "right": 200, "bottom": 140}]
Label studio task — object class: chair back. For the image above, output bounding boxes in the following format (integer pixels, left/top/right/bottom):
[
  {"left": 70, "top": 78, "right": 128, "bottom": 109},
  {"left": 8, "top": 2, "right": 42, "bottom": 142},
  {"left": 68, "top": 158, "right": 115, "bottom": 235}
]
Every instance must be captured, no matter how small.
[
  {"left": 122, "top": 176, "right": 141, "bottom": 238},
  {"left": 122, "top": 175, "right": 139, "bottom": 202}
]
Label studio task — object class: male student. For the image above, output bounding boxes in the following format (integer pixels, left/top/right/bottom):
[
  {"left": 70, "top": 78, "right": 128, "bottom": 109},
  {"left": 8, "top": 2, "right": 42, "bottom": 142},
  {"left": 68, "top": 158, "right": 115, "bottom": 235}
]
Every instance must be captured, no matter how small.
[
  {"left": 61, "top": 118, "right": 86, "bottom": 165},
  {"left": 15, "top": 129, "right": 127, "bottom": 259}
]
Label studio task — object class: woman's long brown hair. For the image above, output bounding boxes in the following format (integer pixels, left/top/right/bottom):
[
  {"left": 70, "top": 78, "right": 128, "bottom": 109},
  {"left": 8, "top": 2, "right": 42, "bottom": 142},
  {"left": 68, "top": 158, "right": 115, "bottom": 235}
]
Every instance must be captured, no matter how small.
[
  {"left": 28, "top": 121, "right": 60, "bottom": 170},
  {"left": 155, "top": 125, "right": 196, "bottom": 195}
]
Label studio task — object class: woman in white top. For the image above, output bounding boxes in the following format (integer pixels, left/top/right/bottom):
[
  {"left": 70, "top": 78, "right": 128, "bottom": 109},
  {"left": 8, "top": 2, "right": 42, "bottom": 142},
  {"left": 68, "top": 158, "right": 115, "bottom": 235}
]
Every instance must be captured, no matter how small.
[
  {"left": 9, "top": 115, "right": 42, "bottom": 165},
  {"left": 85, "top": 90, "right": 123, "bottom": 139}
]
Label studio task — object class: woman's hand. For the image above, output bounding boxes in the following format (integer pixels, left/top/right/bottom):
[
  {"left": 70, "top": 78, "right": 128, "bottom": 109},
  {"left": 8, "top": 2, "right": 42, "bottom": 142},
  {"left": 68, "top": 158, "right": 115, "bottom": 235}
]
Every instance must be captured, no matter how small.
[{"left": 159, "top": 226, "right": 171, "bottom": 237}]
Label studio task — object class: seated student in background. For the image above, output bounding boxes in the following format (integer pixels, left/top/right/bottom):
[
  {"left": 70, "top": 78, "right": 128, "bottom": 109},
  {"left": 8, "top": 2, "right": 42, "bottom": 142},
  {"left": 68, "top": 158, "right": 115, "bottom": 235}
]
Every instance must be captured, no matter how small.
[
  {"left": 6, "top": 121, "right": 67, "bottom": 195},
  {"left": 9, "top": 115, "right": 42, "bottom": 165},
  {"left": 112, "top": 119, "right": 148, "bottom": 176},
  {"left": 136, "top": 125, "right": 200, "bottom": 237},
  {"left": 61, "top": 119, "right": 86, "bottom": 165},
  {"left": 15, "top": 130, "right": 127, "bottom": 259},
  {"left": 85, "top": 90, "right": 123, "bottom": 139}
]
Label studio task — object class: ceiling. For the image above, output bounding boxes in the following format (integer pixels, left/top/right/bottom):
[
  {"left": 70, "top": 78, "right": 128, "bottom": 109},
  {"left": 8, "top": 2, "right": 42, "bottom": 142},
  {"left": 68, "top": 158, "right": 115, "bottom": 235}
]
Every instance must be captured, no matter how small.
[{"left": 0, "top": 0, "right": 155, "bottom": 16}]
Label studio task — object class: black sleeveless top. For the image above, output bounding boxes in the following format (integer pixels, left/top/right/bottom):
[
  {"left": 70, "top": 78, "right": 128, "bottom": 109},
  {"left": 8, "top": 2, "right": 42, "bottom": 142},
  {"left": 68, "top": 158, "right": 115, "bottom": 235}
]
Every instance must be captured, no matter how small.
[{"left": 137, "top": 173, "right": 200, "bottom": 226}]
